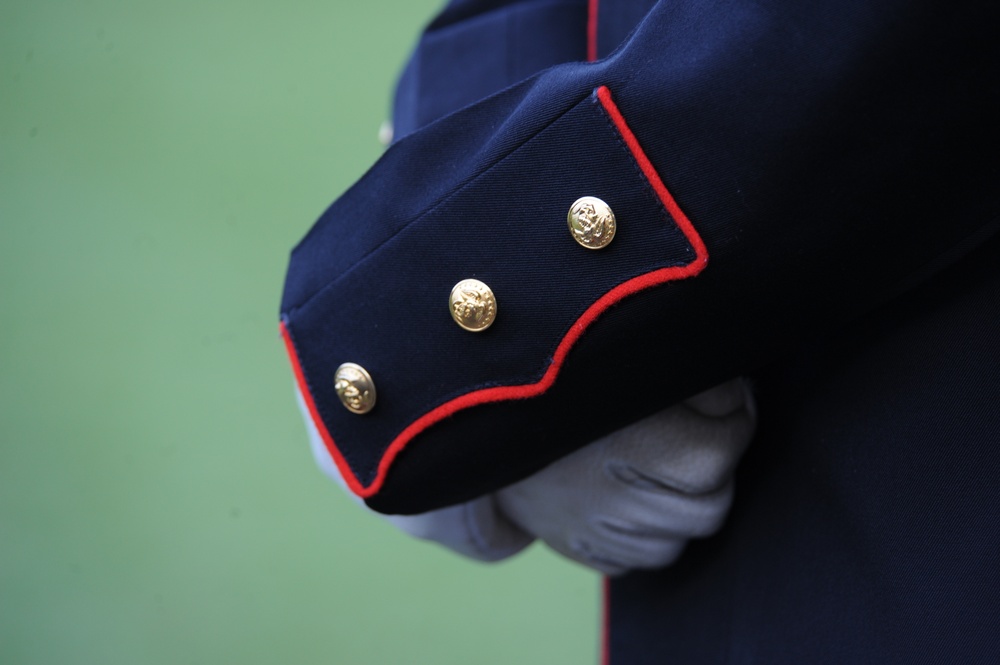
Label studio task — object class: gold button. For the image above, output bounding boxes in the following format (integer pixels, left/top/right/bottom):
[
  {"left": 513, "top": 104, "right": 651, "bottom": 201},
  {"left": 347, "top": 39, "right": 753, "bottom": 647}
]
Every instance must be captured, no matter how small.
[
  {"left": 449, "top": 279, "right": 497, "bottom": 332},
  {"left": 568, "top": 196, "right": 616, "bottom": 249},
  {"left": 334, "top": 363, "right": 376, "bottom": 414}
]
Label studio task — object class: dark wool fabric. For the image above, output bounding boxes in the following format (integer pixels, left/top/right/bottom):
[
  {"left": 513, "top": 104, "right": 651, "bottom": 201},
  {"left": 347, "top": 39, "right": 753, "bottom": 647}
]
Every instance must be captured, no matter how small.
[
  {"left": 609, "top": 235, "right": 1000, "bottom": 664},
  {"left": 282, "top": 0, "right": 998, "bottom": 513},
  {"left": 282, "top": 0, "right": 999, "bottom": 660}
]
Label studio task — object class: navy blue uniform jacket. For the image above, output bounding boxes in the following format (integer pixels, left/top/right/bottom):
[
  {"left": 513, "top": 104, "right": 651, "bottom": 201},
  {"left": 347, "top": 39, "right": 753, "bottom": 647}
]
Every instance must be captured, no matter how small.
[{"left": 282, "top": 1, "right": 1000, "bottom": 661}]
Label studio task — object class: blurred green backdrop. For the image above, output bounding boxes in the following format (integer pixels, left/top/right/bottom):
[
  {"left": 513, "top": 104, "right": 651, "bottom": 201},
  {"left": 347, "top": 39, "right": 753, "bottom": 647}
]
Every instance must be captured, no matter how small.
[{"left": 0, "top": 2, "right": 598, "bottom": 663}]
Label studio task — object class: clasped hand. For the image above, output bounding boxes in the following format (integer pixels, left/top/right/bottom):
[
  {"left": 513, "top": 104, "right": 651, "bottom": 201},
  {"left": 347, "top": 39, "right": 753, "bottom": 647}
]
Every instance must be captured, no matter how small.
[{"left": 301, "top": 379, "right": 756, "bottom": 575}]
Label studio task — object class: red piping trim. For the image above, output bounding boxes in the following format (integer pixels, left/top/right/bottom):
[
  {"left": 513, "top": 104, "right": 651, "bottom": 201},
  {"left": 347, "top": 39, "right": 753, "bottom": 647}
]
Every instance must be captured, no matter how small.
[
  {"left": 281, "top": 319, "right": 361, "bottom": 491},
  {"left": 601, "top": 576, "right": 611, "bottom": 665},
  {"left": 587, "top": 0, "right": 599, "bottom": 62},
  {"left": 596, "top": 86, "right": 709, "bottom": 262},
  {"left": 282, "top": 86, "right": 708, "bottom": 499}
]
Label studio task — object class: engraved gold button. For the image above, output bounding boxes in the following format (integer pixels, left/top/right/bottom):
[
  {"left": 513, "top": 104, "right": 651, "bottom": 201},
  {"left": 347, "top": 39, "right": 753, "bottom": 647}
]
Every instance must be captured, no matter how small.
[
  {"left": 568, "top": 196, "right": 616, "bottom": 249},
  {"left": 449, "top": 279, "right": 497, "bottom": 332},
  {"left": 334, "top": 363, "right": 376, "bottom": 414}
]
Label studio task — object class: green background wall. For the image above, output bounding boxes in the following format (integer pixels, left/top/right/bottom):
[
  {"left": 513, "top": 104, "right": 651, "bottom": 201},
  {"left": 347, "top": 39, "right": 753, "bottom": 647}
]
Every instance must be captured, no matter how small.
[{"left": 0, "top": 2, "right": 598, "bottom": 662}]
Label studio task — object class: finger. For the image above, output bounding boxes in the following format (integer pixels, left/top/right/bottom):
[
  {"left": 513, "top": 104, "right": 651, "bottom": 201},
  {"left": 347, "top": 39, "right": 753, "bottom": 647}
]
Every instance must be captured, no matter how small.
[
  {"left": 682, "top": 378, "right": 751, "bottom": 417},
  {"left": 601, "top": 406, "right": 755, "bottom": 495},
  {"left": 595, "top": 478, "right": 735, "bottom": 538},
  {"left": 564, "top": 535, "right": 687, "bottom": 576},
  {"left": 589, "top": 517, "right": 690, "bottom": 568},
  {"left": 563, "top": 539, "right": 631, "bottom": 576}
]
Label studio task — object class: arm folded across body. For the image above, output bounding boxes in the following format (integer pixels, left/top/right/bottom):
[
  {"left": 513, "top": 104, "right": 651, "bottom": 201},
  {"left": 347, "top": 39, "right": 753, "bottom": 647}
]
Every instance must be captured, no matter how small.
[{"left": 280, "top": 0, "right": 1000, "bottom": 515}]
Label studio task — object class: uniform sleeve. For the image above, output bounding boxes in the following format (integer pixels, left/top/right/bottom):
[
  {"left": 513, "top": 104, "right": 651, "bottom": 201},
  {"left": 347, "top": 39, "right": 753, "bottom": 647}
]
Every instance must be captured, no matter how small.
[{"left": 280, "top": 0, "right": 1000, "bottom": 515}]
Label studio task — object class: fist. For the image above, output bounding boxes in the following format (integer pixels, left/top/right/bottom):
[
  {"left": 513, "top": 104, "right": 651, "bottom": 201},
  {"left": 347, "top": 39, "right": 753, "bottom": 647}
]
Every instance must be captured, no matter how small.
[{"left": 495, "top": 379, "right": 756, "bottom": 575}]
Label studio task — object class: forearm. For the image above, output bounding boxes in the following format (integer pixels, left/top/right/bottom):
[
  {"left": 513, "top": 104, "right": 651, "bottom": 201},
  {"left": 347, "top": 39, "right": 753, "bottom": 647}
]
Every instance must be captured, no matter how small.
[{"left": 281, "top": 0, "right": 1000, "bottom": 514}]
